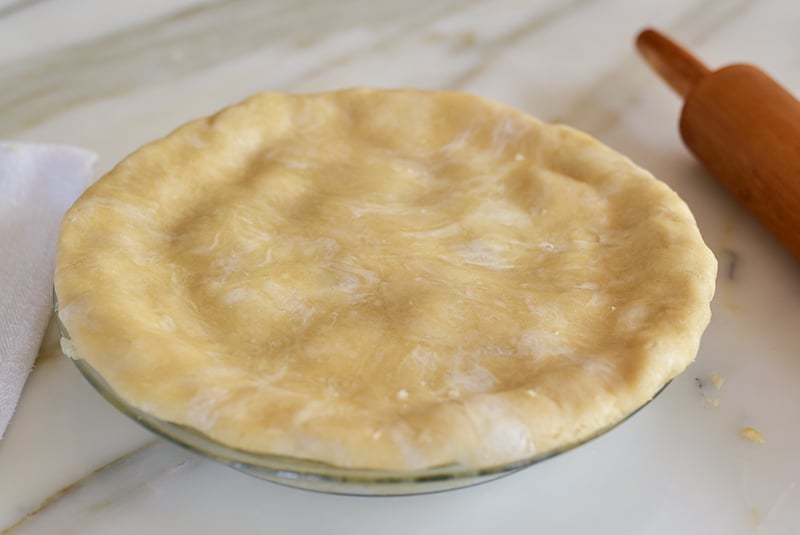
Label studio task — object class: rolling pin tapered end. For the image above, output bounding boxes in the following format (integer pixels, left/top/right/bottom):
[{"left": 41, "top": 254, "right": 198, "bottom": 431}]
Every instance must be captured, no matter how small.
[{"left": 636, "top": 28, "right": 711, "bottom": 99}]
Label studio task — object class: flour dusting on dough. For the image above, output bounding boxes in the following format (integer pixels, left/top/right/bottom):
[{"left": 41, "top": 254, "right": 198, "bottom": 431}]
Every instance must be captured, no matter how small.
[
  {"left": 456, "top": 240, "right": 514, "bottom": 269},
  {"left": 54, "top": 89, "right": 717, "bottom": 471}
]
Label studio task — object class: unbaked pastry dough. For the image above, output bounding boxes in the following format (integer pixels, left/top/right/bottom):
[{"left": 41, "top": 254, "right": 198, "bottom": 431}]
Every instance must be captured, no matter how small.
[{"left": 55, "top": 89, "right": 717, "bottom": 470}]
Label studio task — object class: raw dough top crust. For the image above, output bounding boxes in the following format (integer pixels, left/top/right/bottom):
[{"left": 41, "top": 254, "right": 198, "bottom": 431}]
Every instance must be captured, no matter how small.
[{"left": 55, "top": 89, "right": 716, "bottom": 470}]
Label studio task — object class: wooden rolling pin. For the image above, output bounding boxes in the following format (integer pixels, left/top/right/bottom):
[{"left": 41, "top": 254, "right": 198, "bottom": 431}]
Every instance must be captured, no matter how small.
[{"left": 636, "top": 28, "right": 800, "bottom": 261}]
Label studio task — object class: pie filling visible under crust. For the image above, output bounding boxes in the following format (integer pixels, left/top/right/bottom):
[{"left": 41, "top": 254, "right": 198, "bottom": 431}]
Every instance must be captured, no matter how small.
[{"left": 55, "top": 89, "right": 717, "bottom": 470}]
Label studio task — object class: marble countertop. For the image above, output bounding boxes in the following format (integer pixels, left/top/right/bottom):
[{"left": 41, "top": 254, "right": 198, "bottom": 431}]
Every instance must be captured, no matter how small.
[{"left": 2, "top": 0, "right": 800, "bottom": 533}]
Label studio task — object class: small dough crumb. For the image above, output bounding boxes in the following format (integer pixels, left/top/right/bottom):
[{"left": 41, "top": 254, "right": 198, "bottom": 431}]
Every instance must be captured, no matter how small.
[
  {"left": 740, "top": 427, "right": 765, "bottom": 444},
  {"left": 706, "top": 398, "right": 720, "bottom": 407},
  {"left": 710, "top": 374, "right": 725, "bottom": 390},
  {"left": 396, "top": 389, "right": 409, "bottom": 400}
]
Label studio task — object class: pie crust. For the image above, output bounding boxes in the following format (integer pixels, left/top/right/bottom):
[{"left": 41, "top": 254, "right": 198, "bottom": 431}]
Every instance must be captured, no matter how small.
[{"left": 55, "top": 89, "right": 717, "bottom": 470}]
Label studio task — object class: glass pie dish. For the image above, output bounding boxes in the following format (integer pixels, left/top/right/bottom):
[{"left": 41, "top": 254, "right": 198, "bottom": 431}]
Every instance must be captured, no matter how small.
[
  {"left": 51, "top": 90, "right": 716, "bottom": 496},
  {"left": 56, "top": 292, "right": 666, "bottom": 496}
]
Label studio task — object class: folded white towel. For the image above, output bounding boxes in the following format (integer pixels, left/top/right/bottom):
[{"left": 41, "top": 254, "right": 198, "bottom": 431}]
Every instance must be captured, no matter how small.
[{"left": 0, "top": 143, "right": 97, "bottom": 439}]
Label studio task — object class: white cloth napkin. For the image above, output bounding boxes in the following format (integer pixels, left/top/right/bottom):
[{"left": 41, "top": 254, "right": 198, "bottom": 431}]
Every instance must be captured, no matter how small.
[{"left": 0, "top": 143, "right": 97, "bottom": 439}]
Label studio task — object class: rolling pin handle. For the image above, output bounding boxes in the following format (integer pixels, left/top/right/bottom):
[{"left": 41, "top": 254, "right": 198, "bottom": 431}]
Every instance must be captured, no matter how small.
[{"left": 636, "top": 28, "right": 711, "bottom": 99}]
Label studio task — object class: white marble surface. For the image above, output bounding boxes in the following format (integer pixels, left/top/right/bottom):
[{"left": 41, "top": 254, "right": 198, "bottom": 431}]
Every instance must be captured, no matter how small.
[{"left": 2, "top": 0, "right": 800, "bottom": 533}]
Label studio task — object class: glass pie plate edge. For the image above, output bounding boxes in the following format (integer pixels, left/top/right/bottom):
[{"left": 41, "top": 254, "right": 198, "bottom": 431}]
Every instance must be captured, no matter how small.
[{"left": 54, "top": 293, "right": 668, "bottom": 496}]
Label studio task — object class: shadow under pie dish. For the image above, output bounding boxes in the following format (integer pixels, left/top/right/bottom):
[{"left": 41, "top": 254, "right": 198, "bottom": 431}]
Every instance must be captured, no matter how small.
[{"left": 54, "top": 88, "right": 717, "bottom": 495}]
